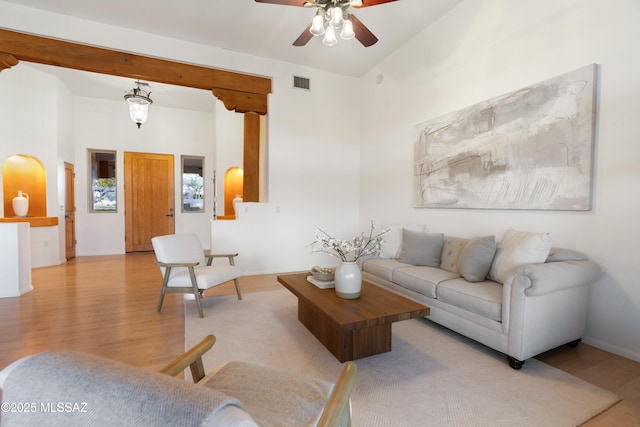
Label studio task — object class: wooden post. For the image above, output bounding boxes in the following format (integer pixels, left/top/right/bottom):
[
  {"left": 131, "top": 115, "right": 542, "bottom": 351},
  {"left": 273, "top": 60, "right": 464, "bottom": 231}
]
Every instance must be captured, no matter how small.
[{"left": 243, "top": 112, "right": 261, "bottom": 202}]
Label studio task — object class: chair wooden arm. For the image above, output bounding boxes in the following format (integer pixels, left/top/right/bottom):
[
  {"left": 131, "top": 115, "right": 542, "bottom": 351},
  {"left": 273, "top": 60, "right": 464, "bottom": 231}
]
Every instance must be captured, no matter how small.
[
  {"left": 317, "top": 361, "right": 358, "bottom": 427},
  {"left": 155, "top": 261, "right": 200, "bottom": 268},
  {"left": 204, "top": 250, "right": 239, "bottom": 266},
  {"left": 159, "top": 335, "right": 216, "bottom": 383}
]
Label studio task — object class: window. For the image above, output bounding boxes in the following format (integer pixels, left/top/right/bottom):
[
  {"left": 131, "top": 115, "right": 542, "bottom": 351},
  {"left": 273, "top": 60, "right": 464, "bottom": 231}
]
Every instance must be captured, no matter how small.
[
  {"left": 89, "top": 150, "right": 116, "bottom": 212},
  {"left": 182, "top": 156, "right": 204, "bottom": 213}
]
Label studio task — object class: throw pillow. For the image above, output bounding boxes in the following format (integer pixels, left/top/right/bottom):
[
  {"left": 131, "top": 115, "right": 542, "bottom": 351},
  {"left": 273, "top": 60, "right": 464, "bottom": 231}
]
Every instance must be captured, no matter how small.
[
  {"left": 488, "top": 229, "right": 552, "bottom": 284},
  {"left": 440, "top": 236, "right": 469, "bottom": 273},
  {"left": 397, "top": 229, "right": 444, "bottom": 267},
  {"left": 379, "top": 224, "right": 426, "bottom": 259},
  {"left": 458, "top": 235, "right": 497, "bottom": 282}
]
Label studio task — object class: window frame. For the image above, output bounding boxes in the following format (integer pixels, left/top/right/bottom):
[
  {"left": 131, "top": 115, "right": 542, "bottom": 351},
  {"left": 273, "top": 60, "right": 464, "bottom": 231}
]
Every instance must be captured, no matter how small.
[
  {"left": 181, "top": 155, "right": 205, "bottom": 213},
  {"left": 88, "top": 149, "right": 117, "bottom": 213}
]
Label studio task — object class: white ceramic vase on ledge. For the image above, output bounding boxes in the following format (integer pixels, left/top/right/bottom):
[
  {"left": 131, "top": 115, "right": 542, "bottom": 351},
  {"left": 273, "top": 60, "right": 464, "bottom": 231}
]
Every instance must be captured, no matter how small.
[
  {"left": 334, "top": 261, "right": 362, "bottom": 299},
  {"left": 12, "top": 191, "right": 29, "bottom": 217}
]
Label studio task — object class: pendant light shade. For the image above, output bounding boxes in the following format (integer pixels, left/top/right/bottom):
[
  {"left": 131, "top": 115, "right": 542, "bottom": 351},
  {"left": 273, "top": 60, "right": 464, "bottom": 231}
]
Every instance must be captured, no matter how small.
[{"left": 124, "top": 81, "right": 152, "bottom": 128}]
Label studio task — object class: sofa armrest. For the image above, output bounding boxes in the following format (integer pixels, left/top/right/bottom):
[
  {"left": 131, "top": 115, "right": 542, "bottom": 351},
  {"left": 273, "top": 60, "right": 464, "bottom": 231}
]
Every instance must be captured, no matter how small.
[{"left": 508, "top": 260, "right": 601, "bottom": 296}]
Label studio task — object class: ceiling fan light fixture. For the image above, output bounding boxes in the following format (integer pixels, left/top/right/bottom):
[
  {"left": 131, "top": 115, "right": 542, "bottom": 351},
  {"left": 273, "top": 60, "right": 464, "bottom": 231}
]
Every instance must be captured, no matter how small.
[
  {"left": 124, "top": 81, "right": 152, "bottom": 129},
  {"left": 310, "top": 11, "right": 326, "bottom": 36},
  {"left": 340, "top": 18, "right": 355, "bottom": 40},
  {"left": 322, "top": 26, "right": 338, "bottom": 46}
]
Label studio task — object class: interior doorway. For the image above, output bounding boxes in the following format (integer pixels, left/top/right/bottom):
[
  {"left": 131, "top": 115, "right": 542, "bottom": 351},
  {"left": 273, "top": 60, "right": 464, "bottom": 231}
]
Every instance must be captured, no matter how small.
[
  {"left": 64, "top": 162, "right": 76, "bottom": 260},
  {"left": 124, "top": 152, "right": 175, "bottom": 252}
]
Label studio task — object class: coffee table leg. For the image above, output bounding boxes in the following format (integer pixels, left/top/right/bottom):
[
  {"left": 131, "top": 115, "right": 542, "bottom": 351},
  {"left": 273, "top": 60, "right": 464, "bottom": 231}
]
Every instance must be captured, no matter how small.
[{"left": 297, "top": 299, "right": 393, "bottom": 362}]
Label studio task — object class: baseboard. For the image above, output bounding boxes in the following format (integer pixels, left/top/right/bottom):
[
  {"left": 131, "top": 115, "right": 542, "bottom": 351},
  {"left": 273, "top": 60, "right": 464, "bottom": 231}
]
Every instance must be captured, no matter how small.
[{"left": 583, "top": 335, "right": 640, "bottom": 363}]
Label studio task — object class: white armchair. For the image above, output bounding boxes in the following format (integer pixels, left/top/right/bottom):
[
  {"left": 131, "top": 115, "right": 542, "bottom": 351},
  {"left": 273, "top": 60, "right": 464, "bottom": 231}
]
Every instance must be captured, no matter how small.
[{"left": 151, "top": 233, "right": 242, "bottom": 318}]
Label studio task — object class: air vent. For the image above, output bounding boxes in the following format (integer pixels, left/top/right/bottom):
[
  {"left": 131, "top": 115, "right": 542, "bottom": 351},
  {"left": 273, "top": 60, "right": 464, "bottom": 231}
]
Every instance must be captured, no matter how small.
[{"left": 293, "top": 76, "right": 311, "bottom": 90}]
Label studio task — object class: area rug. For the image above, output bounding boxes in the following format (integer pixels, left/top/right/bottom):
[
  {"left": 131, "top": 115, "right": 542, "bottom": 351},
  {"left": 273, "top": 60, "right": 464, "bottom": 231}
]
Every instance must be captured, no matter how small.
[{"left": 185, "top": 289, "right": 620, "bottom": 426}]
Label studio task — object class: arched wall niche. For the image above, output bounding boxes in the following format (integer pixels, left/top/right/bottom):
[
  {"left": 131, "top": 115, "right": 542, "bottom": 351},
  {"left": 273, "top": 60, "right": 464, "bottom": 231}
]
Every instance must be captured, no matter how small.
[
  {"left": 222, "top": 167, "right": 243, "bottom": 220},
  {"left": 2, "top": 154, "right": 47, "bottom": 218}
]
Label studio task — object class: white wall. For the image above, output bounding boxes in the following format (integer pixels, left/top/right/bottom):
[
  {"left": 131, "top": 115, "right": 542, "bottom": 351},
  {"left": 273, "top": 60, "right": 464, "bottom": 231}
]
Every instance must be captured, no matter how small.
[{"left": 360, "top": 0, "right": 640, "bottom": 361}]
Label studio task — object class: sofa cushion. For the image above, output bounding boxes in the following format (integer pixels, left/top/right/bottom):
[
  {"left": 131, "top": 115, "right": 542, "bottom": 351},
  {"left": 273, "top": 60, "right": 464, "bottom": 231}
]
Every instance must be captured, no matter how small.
[
  {"left": 397, "top": 229, "right": 444, "bottom": 267},
  {"left": 437, "top": 278, "right": 503, "bottom": 322},
  {"left": 362, "top": 258, "right": 413, "bottom": 282},
  {"left": 458, "top": 235, "right": 497, "bottom": 282},
  {"left": 440, "top": 237, "right": 468, "bottom": 273},
  {"left": 379, "top": 224, "right": 426, "bottom": 259},
  {"left": 488, "top": 229, "right": 552, "bottom": 284},
  {"left": 392, "top": 266, "right": 460, "bottom": 299}
]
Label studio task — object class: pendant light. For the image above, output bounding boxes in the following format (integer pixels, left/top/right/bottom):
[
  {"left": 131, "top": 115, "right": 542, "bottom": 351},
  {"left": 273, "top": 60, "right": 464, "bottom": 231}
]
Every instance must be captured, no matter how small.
[{"left": 124, "top": 81, "right": 152, "bottom": 128}]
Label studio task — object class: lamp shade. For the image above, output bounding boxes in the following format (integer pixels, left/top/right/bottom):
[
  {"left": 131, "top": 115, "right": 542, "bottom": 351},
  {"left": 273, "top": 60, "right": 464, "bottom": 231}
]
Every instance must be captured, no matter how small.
[
  {"left": 124, "top": 82, "right": 153, "bottom": 128},
  {"left": 323, "top": 26, "right": 338, "bottom": 46},
  {"left": 127, "top": 98, "right": 150, "bottom": 128},
  {"left": 340, "top": 18, "right": 355, "bottom": 40},
  {"left": 310, "top": 13, "right": 325, "bottom": 36},
  {"left": 329, "top": 7, "right": 344, "bottom": 30}
]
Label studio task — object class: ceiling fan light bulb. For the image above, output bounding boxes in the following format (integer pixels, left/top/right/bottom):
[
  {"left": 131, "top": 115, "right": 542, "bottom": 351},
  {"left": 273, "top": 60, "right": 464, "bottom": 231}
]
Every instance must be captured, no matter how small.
[
  {"left": 310, "top": 13, "right": 325, "bottom": 36},
  {"left": 340, "top": 19, "right": 355, "bottom": 40},
  {"left": 329, "top": 7, "right": 344, "bottom": 29},
  {"left": 323, "top": 26, "right": 338, "bottom": 46},
  {"left": 350, "top": 0, "right": 363, "bottom": 6}
]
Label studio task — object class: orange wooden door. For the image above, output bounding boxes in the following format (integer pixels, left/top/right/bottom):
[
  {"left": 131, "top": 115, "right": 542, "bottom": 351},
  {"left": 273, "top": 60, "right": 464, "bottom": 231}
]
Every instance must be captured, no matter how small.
[
  {"left": 64, "top": 162, "right": 76, "bottom": 260},
  {"left": 124, "top": 152, "right": 174, "bottom": 252}
]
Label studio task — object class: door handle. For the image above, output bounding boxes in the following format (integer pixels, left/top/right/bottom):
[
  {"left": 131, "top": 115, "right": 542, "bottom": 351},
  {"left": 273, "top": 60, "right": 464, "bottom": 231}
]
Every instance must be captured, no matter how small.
[{"left": 166, "top": 213, "right": 174, "bottom": 217}]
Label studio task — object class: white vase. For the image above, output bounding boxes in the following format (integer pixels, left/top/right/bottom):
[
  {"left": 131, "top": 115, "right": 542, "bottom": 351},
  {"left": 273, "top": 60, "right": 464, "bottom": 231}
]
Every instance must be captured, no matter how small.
[
  {"left": 232, "top": 195, "right": 243, "bottom": 216},
  {"left": 334, "top": 261, "right": 362, "bottom": 299},
  {"left": 12, "top": 190, "right": 29, "bottom": 217}
]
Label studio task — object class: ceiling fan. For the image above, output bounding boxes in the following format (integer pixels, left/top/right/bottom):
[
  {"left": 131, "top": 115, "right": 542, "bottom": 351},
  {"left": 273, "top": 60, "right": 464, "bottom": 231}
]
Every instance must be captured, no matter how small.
[{"left": 254, "top": 0, "right": 398, "bottom": 47}]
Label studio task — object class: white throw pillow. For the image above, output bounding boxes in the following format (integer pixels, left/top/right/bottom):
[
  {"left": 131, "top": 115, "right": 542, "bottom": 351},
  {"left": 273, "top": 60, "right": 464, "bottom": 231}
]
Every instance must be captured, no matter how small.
[
  {"left": 488, "top": 229, "right": 552, "bottom": 284},
  {"left": 379, "top": 224, "right": 426, "bottom": 259}
]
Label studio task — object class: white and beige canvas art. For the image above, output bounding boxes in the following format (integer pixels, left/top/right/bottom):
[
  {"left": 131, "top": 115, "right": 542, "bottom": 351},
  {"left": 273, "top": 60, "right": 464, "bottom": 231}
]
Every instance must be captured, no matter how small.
[{"left": 414, "top": 64, "right": 596, "bottom": 210}]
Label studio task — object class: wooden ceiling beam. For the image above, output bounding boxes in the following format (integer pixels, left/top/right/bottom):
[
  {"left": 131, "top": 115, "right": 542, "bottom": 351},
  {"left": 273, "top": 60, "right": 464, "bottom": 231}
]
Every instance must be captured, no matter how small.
[{"left": 0, "top": 29, "right": 272, "bottom": 97}]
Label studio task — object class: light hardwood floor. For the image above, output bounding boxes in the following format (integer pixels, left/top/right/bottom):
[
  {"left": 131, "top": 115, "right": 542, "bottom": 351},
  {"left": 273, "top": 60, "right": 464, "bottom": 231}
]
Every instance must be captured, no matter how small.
[{"left": 0, "top": 253, "right": 638, "bottom": 425}]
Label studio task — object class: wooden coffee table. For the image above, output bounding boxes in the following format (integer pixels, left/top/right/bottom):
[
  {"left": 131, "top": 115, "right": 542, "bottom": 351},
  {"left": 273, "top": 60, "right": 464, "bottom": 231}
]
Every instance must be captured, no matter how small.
[{"left": 277, "top": 273, "right": 430, "bottom": 362}]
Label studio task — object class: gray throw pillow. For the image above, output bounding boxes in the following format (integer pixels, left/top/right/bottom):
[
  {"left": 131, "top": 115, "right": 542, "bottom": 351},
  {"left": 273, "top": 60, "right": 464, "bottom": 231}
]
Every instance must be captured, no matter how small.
[
  {"left": 397, "top": 229, "right": 444, "bottom": 267},
  {"left": 458, "top": 235, "right": 497, "bottom": 282}
]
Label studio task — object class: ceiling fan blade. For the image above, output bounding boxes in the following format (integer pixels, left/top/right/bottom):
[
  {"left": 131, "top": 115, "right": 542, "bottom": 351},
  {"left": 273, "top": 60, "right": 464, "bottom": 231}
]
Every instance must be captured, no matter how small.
[
  {"left": 254, "top": 0, "right": 308, "bottom": 6},
  {"left": 350, "top": 14, "right": 378, "bottom": 47},
  {"left": 353, "top": 0, "right": 398, "bottom": 8},
  {"left": 293, "top": 24, "right": 314, "bottom": 46}
]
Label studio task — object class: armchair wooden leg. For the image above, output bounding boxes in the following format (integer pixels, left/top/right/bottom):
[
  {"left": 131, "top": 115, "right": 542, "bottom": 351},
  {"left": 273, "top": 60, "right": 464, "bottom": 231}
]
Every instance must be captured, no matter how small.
[
  {"left": 233, "top": 278, "right": 242, "bottom": 300},
  {"left": 188, "top": 266, "right": 205, "bottom": 318},
  {"left": 194, "top": 292, "right": 204, "bottom": 318},
  {"left": 157, "top": 267, "right": 171, "bottom": 312},
  {"left": 157, "top": 287, "right": 167, "bottom": 312}
]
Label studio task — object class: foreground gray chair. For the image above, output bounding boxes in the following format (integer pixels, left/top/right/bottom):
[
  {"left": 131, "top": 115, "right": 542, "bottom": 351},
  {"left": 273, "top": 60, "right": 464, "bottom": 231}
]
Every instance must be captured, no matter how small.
[
  {"left": 151, "top": 233, "right": 242, "bottom": 318},
  {"left": 162, "top": 335, "right": 358, "bottom": 427},
  {"left": 0, "top": 335, "right": 357, "bottom": 427}
]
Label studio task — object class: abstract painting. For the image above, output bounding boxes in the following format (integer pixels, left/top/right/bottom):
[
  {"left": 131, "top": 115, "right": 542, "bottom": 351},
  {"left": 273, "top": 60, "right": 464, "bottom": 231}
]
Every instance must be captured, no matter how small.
[{"left": 414, "top": 64, "right": 597, "bottom": 210}]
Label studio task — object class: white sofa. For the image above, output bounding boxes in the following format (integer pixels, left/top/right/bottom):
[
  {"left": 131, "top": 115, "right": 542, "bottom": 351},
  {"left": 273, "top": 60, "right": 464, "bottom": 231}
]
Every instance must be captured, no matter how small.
[{"left": 361, "top": 227, "right": 602, "bottom": 369}]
